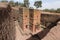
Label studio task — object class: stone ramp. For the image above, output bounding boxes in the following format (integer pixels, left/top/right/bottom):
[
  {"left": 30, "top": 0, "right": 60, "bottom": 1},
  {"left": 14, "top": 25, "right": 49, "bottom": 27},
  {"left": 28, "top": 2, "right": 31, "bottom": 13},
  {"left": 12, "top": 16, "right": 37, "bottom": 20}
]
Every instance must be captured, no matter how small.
[
  {"left": 15, "top": 21, "right": 31, "bottom": 40},
  {"left": 42, "top": 22, "right": 60, "bottom": 40}
]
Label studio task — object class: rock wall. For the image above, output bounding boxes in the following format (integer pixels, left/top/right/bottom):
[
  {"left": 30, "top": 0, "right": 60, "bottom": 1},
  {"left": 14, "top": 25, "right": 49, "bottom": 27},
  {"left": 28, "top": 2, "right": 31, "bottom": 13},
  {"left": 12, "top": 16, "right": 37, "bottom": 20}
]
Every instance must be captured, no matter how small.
[
  {"left": 41, "top": 14, "right": 60, "bottom": 27},
  {"left": 0, "top": 5, "right": 15, "bottom": 40}
]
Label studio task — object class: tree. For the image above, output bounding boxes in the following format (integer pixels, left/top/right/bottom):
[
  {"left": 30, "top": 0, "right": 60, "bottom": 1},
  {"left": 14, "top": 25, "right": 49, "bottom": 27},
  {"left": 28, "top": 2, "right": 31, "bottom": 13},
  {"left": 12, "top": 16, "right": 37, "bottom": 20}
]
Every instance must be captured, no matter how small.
[
  {"left": 18, "top": 3, "right": 24, "bottom": 7},
  {"left": 49, "top": 9, "right": 56, "bottom": 13},
  {"left": 43, "top": 9, "right": 56, "bottom": 13},
  {"left": 24, "top": 0, "right": 29, "bottom": 8},
  {"left": 43, "top": 9, "right": 49, "bottom": 12},
  {"left": 1, "top": 0, "right": 8, "bottom": 2},
  {"left": 15, "top": 2, "right": 19, "bottom": 6},
  {"left": 34, "top": 1, "right": 42, "bottom": 8},
  {"left": 56, "top": 8, "right": 60, "bottom": 13},
  {"left": 9, "top": 1, "right": 15, "bottom": 7}
]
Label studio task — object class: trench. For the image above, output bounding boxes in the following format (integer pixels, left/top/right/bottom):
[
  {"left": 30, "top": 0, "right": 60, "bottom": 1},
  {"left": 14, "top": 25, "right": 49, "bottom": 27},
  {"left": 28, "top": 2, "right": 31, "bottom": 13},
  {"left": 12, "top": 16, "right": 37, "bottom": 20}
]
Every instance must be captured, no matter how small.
[{"left": 27, "top": 15, "right": 60, "bottom": 40}]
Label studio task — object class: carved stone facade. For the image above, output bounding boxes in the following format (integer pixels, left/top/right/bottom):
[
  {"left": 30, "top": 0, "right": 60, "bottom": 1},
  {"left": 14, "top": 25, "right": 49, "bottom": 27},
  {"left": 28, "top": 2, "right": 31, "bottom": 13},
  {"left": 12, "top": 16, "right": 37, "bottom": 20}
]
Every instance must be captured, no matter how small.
[{"left": 20, "top": 7, "right": 41, "bottom": 33}]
